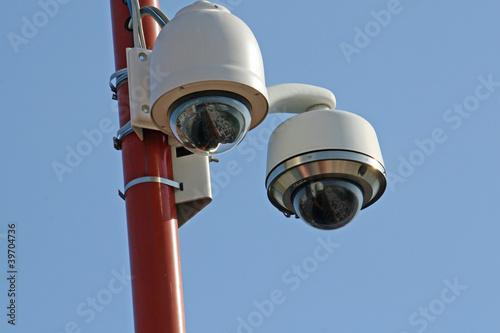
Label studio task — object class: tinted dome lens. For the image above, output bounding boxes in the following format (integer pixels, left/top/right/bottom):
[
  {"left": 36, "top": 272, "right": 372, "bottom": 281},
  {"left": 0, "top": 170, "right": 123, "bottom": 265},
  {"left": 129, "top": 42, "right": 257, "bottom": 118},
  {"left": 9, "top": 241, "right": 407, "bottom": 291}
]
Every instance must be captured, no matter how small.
[
  {"left": 293, "top": 179, "right": 363, "bottom": 230},
  {"left": 170, "top": 96, "right": 251, "bottom": 155}
]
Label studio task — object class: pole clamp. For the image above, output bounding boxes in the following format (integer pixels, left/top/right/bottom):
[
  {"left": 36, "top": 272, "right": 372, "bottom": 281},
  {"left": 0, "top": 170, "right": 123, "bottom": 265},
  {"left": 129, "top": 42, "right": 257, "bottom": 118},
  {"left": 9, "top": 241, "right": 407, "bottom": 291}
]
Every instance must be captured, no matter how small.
[
  {"left": 109, "top": 68, "right": 128, "bottom": 100},
  {"left": 119, "top": 176, "right": 183, "bottom": 200},
  {"left": 113, "top": 121, "right": 135, "bottom": 150}
]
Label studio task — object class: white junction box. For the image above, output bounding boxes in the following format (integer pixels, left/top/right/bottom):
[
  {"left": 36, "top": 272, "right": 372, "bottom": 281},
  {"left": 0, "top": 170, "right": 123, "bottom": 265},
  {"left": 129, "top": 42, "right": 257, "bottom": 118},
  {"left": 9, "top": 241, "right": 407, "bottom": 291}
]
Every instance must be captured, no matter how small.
[{"left": 170, "top": 137, "right": 212, "bottom": 227}]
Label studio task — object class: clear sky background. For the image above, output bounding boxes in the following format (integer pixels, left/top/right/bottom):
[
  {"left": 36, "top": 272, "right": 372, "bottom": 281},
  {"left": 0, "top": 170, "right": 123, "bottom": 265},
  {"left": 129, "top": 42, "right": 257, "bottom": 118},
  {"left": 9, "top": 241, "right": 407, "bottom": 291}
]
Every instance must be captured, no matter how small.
[{"left": 1, "top": 1, "right": 499, "bottom": 332}]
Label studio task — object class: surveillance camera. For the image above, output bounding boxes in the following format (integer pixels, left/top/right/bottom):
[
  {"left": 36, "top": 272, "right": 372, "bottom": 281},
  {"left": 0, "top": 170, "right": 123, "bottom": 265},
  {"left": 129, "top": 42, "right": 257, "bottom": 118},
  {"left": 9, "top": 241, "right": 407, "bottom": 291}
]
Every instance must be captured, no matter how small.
[
  {"left": 168, "top": 92, "right": 252, "bottom": 155},
  {"left": 266, "top": 109, "right": 386, "bottom": 230},
  {"left": 148, "top": 1, "right": 268, "bottom": 155},
  {"left": 292, "top": 179, "right": 364, "bottom": 230}
]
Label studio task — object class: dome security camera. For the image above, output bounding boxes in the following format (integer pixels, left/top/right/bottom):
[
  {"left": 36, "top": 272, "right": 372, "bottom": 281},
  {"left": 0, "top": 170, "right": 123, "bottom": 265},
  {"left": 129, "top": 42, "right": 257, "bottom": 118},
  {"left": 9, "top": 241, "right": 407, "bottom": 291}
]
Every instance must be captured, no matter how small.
[
  {"left": 149, "top": 1, "right": 269, "bottom": 156},
  {"left": 168, "top": 93, "right": 251, "bottom": 155},
  {"left": 266, "top": 85, "right": 386, "bottom": 230}
]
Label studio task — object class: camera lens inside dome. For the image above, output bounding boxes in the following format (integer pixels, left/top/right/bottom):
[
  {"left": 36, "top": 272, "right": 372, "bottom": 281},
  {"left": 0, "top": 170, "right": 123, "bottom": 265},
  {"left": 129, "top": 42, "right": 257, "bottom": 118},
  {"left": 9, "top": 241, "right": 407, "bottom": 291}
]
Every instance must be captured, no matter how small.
[
  {"left": 170, "top": 95, "right": 251, "bottom": 155},
  {"left": 293, "top": 179, "right": 363, "bottom": 230}
]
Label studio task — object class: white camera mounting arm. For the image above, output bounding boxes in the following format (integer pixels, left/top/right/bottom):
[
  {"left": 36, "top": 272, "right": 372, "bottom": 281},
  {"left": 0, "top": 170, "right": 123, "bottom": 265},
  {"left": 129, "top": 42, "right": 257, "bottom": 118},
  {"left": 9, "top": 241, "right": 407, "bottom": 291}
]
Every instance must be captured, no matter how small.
[{"left": 268, "top": 83, "right": 336, "bottom": 114}]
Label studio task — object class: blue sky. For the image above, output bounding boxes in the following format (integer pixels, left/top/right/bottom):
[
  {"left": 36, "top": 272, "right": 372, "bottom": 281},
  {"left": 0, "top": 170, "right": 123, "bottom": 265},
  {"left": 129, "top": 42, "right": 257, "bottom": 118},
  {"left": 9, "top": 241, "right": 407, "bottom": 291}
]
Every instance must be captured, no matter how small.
[{"left": 1, "top": 1, "right": 500, "bottom": 332}]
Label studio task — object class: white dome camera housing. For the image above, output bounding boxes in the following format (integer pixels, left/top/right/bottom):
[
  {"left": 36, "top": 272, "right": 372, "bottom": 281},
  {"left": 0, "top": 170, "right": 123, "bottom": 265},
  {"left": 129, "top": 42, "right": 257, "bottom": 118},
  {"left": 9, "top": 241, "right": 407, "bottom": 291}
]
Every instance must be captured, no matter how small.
[
  {"left": 266, "top": 109, "right": 387, "bottom": 230},
  {"left": 149, "top": 1, "right": 269, "bottom": 155}
]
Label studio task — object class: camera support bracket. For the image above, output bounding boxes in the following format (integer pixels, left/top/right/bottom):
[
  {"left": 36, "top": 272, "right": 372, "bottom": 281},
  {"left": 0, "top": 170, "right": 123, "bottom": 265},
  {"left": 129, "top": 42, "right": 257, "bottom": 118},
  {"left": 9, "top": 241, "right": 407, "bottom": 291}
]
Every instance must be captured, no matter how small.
[
  {"left": 267, "top": 83, "right": 336, "bottom": 114},
  {"left": 126, "top": 47, "right": 159, "bottom": 140}
]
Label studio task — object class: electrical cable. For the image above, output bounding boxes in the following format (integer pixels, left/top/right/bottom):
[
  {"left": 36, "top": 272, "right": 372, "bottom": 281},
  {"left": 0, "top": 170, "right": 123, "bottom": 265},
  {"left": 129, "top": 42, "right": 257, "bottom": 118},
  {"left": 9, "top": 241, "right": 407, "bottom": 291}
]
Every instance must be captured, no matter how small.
[
  {"left": 140, "top": 6, "right": 170, "bottom": 27},
  {"left": 134, "top": 0, "right": 146, "bottom": 47},
  {"left": 126, "top": 6, "right": 170, "bottom": 30},
  {"left": 110, "top": 3, "right": 169, "bottom": 99},
  {"left": 126, "top": 0, "right": 146, "bottom": 48}
]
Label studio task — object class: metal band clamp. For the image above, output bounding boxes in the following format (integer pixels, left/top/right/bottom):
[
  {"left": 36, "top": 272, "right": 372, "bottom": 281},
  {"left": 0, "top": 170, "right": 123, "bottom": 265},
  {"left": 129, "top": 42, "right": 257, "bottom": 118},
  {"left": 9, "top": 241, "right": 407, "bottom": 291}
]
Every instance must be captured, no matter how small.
[
  {"left": 119, "top": 176, "right": 183, "bottom": 200},
  {"left": 109, "top": 68, "right": 128, "bottom": 100},
  {"left": 113, "top": 121, "right": 135, "bottom": 150}
]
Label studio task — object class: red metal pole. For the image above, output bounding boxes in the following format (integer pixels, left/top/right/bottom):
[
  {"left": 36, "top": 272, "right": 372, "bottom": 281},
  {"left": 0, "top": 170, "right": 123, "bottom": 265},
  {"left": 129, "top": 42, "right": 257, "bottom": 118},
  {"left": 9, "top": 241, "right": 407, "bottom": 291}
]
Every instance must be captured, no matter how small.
[{"left": 109, "top": 1, "right": 186, "bottom": 332}]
